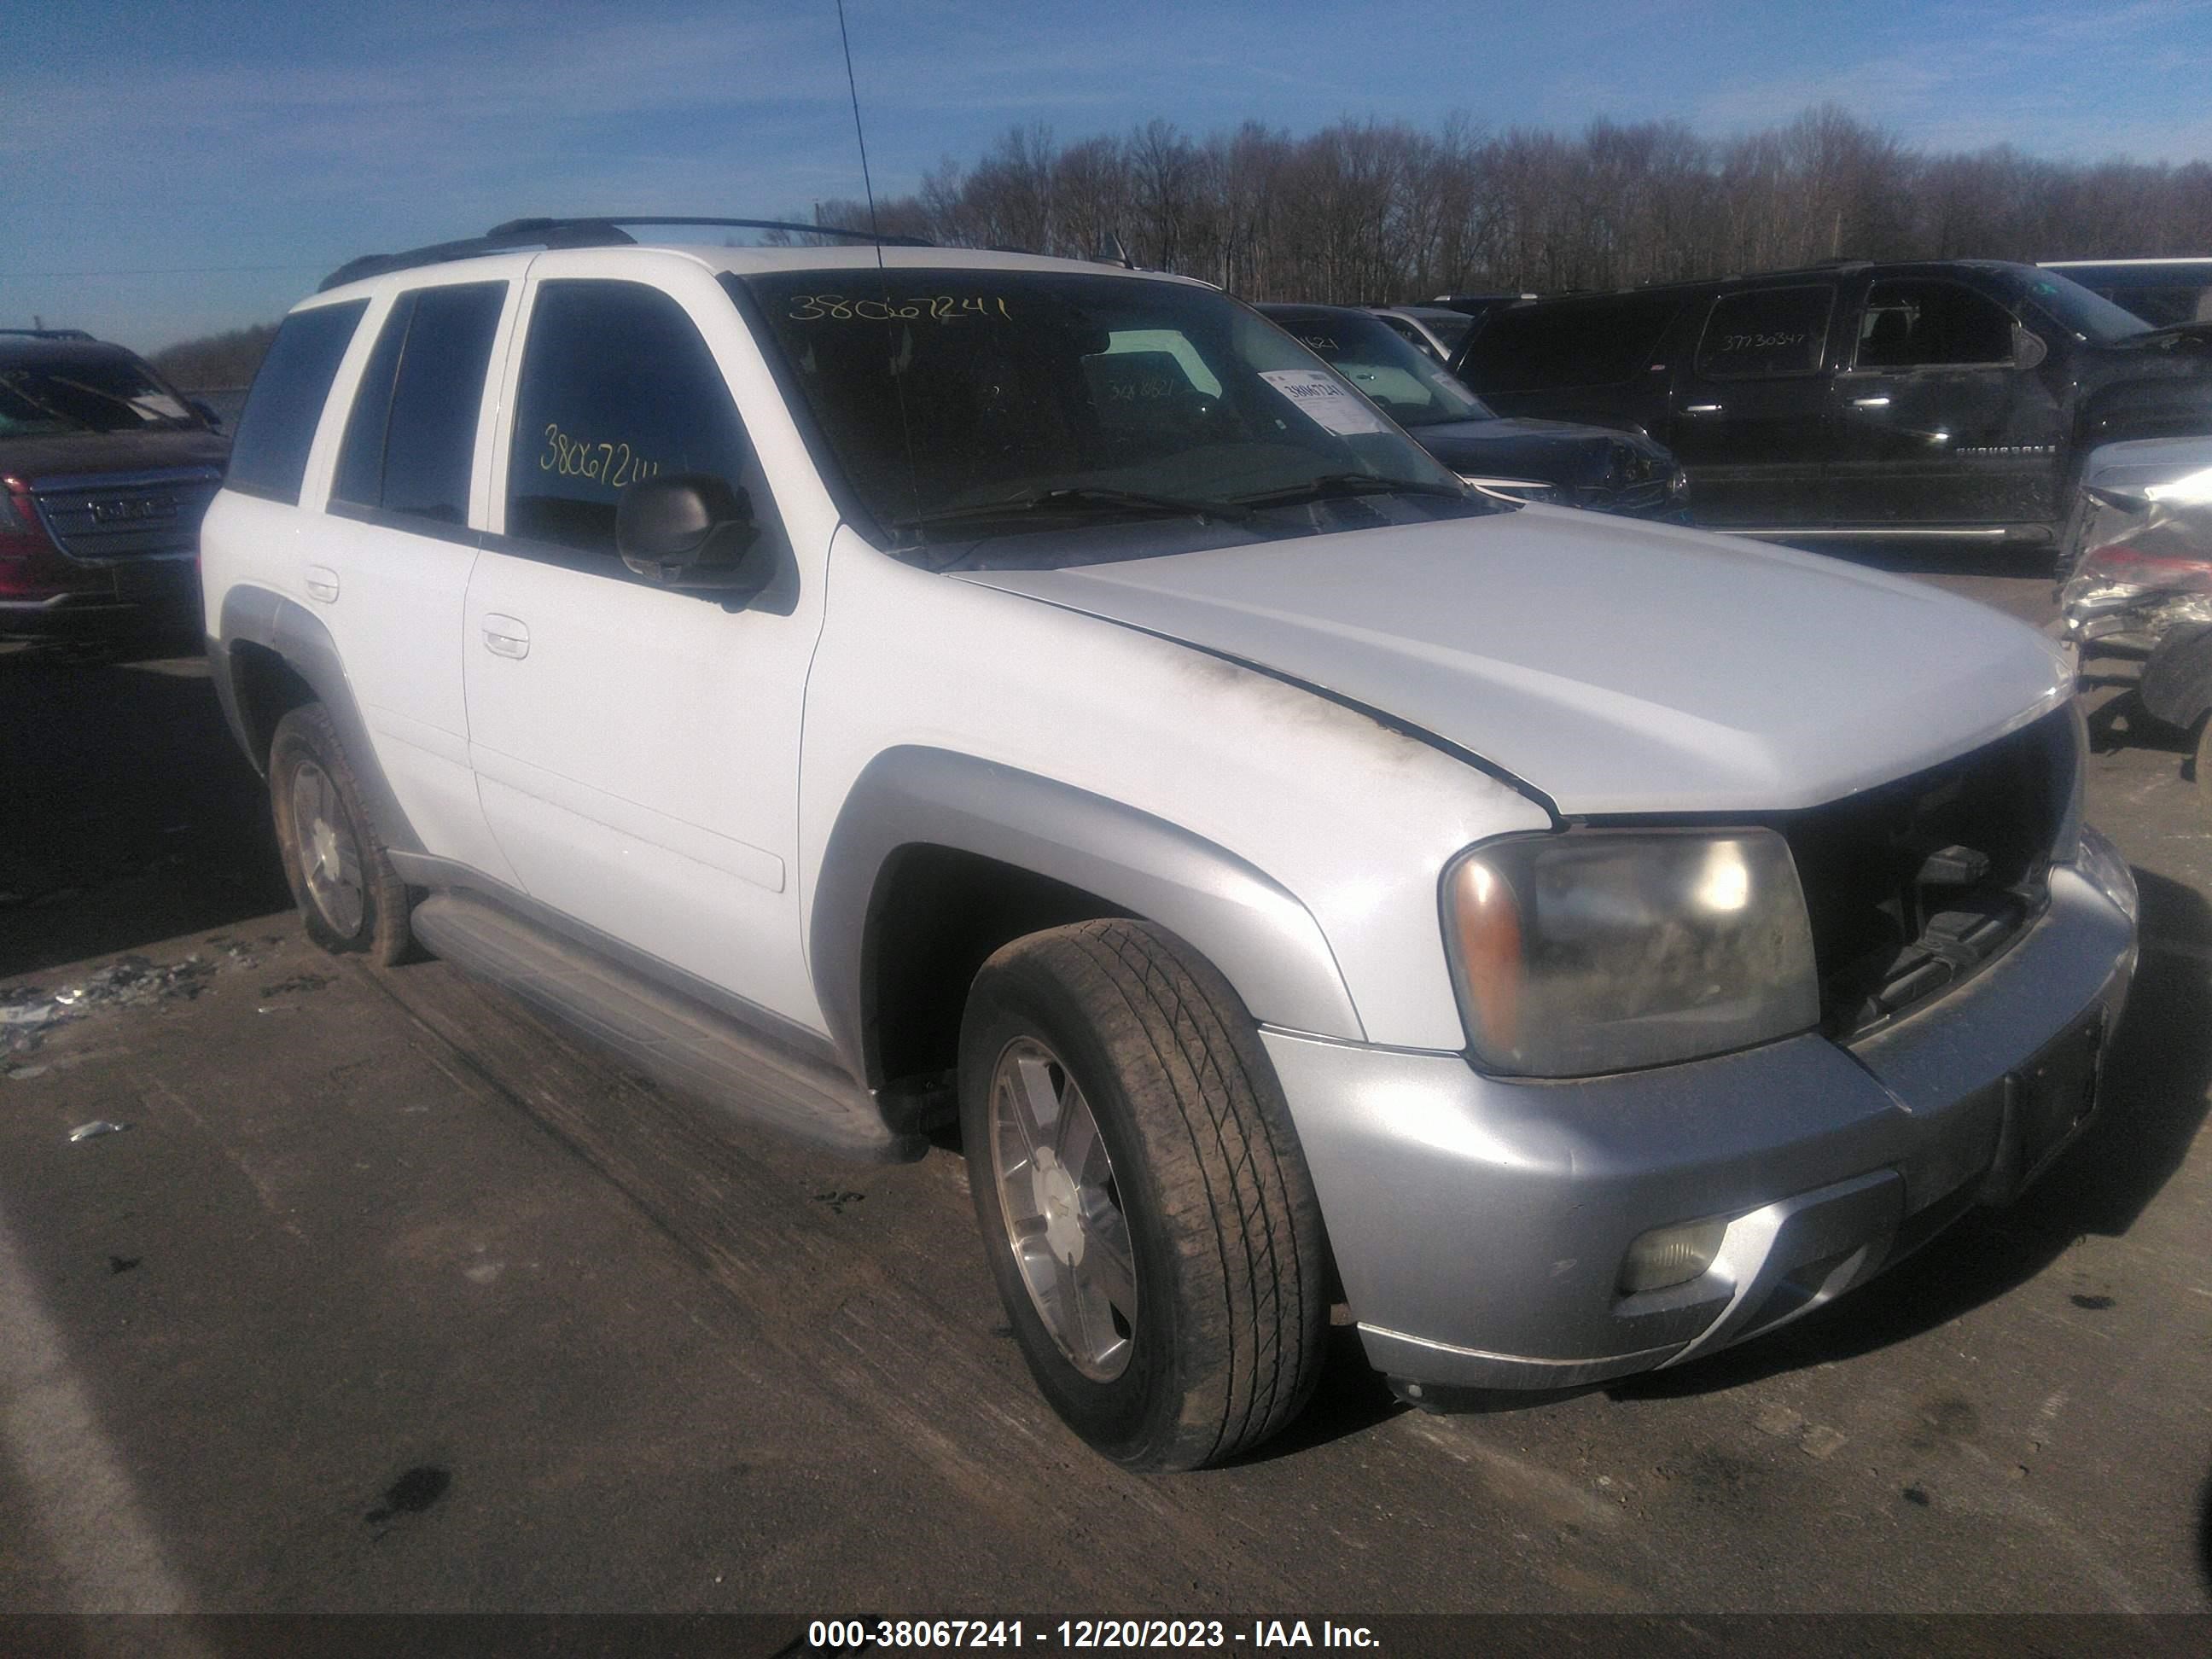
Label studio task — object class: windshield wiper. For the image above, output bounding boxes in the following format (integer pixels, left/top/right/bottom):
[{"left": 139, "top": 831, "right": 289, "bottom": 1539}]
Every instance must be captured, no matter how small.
[
  {"left": 1230, "top": 473, "right": 1466, "bottom": 509},
  {"left": 895, "top": 486, "right": 1251, "bottom": 531}
]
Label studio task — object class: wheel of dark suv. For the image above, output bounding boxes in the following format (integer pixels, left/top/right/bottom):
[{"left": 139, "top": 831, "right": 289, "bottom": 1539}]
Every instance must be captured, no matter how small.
[
  {"left": 958, "top": 918, "right": 1329, "bottom": 1471},
  {"left": 268, "top": 703, "right": 413, "bottom": 965}
]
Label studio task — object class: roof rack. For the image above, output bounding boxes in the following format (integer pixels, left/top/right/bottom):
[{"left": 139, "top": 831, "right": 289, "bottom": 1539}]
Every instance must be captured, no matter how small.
[
  {"left": 318, "top": 216, "right": 934, "bottom": 292},
  {"left": 0, "top": 327, "right": 97, "bottom": 341}
]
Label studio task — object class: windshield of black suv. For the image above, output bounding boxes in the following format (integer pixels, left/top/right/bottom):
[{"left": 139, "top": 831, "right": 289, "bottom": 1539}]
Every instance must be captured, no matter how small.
[
  {"left": 737, "top": 268, "right": 1470, "bottom": 556},
  {"left": 0, "top": 350, "right": 207, "bottom": 437},
  {"left": 2017, "top": 269, "right": 2151, "bottom": 343},
  {"left": 1262, "top": 308, "right": 1497, "bottom": 428}
]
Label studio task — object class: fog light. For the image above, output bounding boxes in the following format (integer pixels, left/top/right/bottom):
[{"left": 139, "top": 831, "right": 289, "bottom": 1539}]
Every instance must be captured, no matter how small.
[{"left": 1619, "top": 1217, "right": 1728, "bottom": 1295}]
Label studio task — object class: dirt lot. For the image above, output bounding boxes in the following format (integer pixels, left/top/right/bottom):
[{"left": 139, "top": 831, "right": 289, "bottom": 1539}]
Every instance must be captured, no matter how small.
[{"left": 1, "top": 553, "right": 2208, "bottom": 1623}]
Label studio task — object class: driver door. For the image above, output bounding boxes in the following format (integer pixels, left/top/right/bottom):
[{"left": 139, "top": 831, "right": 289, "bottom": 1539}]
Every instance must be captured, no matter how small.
[{"left": 461, "top": 256, "right": 828, "bottom": 1029}]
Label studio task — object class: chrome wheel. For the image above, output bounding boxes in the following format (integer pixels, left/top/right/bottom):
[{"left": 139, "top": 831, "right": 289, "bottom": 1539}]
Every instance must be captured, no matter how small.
[
  {"left": 289, "top": 760, "right": 364, "bottom": 936},
  {"left": 989, "top": 1036, "right": 1138, "bottom": 1382}
]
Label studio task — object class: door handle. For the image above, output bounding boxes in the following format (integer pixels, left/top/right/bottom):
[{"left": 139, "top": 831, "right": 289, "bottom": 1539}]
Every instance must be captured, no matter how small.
[
  {"left": 1682, "top": 403, "right": 1723, "bottom": 415},
  {"left": 480, "top": 614, "right": 530, "bottom": 660},
  {"left": 1850, "top": 396, "right": 1893, "bottom": 408},
  {"left": 304, "top": 565, "right": 340, "bottom": 603}
]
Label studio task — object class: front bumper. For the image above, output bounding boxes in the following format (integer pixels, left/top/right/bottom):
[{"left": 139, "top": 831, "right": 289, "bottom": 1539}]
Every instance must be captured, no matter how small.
[
  {"left": 1266, "top": 830, "right": 2139, "bottom": 1390},
  {"left": 0, "top": 553, "right": 201, "bottom": 639}
]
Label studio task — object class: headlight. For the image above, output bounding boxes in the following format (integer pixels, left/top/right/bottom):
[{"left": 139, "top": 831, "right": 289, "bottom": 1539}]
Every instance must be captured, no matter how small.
[
  {"left": 1442, "top": 829, "right": 1820, "bottom": 1077},
  {"left": 1456, "top": 474, "right": 1562, "bottom": 506}
]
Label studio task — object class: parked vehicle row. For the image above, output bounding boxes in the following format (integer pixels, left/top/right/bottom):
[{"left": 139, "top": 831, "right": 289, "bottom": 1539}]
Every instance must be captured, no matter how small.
[
  {"left": 201, "top": 217, "right": 2137, "bottom": 1470},
  {"left": 1450, "top": 259, "right": 2212, "bottom": 544}
]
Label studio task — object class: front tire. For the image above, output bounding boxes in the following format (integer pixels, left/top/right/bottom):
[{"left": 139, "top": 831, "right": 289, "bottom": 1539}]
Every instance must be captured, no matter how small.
[
  {"left": 269, "top": 703, "right": 413, "bottom": 965},
  {"left": 958, "top": 919, "right": 1328, "bottom": 1471}
]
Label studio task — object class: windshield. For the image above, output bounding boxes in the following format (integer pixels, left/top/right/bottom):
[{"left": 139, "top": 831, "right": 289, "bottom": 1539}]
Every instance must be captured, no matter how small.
[
  {"left": 1262, "top": 309, "right": 1496, "bottom": 428},
  {"left": 1394, "top": 309, "right": 1475, "bottom": 354},
  {"left": 2017, "top": 270, "right": 2152, "bottom": 344},
  {"left": 738, "top": 269, "right": 1464, "bottom": 550},
  {"left": 0, "top": 352, "right": 205, "bottom": 437}
]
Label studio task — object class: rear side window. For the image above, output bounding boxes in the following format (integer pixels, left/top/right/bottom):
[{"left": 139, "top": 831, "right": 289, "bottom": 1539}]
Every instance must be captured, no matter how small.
[
  {"left": 225, "top": 301, "right": 367, "bottom": 503},
  {"left": 1695, "top": 286, "right": 1834, "bottom": 379},
  {"left": 1459, "top": 297, "right": 1679, "bottom": 393},
  {"left": 505, "top": 280, "right": 760, "bottom": 556},
  {"left": 1856, "top": 280, "right": 2013, "bottom": 368},
  {"left": 333, "top": 282, "right": 505, "bottom": 527}
]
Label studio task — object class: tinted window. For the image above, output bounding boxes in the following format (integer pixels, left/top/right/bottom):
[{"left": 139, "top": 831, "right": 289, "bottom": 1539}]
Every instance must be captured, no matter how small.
[
  {"left": 1857, "top": 280, "right": 2013, "bottom": 368},
  {"left": 1459, "top": 296, "right": 1679, "bottom": 392},
  {"left": 226, "top": 301, "right": 367, "bottom": 502},
  {"left": 1695, "top": 286, "right": 1834, "bottom": 379},
  {"left": 507, "top": 282, "right": 759, "bottom": 556},
  {"left": 333, "top": 282, "right": 503, "bottom": 525}
]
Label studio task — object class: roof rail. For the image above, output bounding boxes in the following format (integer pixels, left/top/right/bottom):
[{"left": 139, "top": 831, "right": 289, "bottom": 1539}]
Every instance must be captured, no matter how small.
[
  {"left": 0, "top": 326, "right": 97, "bottom": 341},
  {"left": 318, "top": 216, "right": 933, "bottom": 292}
]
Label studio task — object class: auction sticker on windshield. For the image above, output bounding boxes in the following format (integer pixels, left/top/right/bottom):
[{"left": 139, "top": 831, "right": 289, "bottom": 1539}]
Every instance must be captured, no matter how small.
[{"left": 1259, "top": 369, "right": 1389, "bottom": 436}]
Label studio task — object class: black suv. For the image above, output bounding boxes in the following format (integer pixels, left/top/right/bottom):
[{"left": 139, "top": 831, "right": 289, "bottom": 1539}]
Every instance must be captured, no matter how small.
[
  {"left": 1454, "top": 261, "right": 2212, "bottom": 543},
  {"left": 0, "top": 329, "right": 228, "bottom": 641}
]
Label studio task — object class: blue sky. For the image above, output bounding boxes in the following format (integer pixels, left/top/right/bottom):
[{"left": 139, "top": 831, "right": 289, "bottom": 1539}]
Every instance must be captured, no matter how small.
[{"left": 8, "top": 0, "right": 2211, "bottom": 352}]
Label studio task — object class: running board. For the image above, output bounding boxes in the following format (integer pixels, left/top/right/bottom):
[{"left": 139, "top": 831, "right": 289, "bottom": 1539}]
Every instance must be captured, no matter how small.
[{"left": 409, "top": 892, "right": 927, "bottom": 1163}]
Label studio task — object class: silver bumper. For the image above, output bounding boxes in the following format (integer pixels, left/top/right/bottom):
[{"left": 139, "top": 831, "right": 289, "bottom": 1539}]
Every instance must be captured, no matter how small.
[{"left": 1265, "top": 830, "right": 2139, "bottom": 1390}]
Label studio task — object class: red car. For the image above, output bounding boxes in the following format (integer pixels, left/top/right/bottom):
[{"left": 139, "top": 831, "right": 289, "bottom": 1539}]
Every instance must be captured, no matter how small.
[{"left": 0, "top": 329, "right": 227, "bottom": 643}]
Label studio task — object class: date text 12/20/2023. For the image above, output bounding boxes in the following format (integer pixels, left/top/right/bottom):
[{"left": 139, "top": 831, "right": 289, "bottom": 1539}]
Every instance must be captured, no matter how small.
[{"left": 805, "top": 1621, "right": 1382, "bottom": 1650}]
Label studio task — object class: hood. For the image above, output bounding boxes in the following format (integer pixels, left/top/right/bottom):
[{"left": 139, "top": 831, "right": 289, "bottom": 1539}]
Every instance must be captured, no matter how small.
[
  {"left": 954, "top": 509, "right": 2070, "bottom": 816},
  {"left": 0, "top": 428, "right": 228, "bottom": 484},
  {"left": 1410, "top": 417, "right": 1668, "bottom": 492}
]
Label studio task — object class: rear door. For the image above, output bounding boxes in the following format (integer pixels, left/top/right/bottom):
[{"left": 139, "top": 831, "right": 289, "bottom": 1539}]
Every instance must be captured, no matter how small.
[
  {"left": 460, "top": 255, "right": 829, "bottom": 1029},
  {"left": 1666, "top": 282, "right": 1838, "bottom": 526},
  {"left": 305, "top": 270, "right": 521, "bottom": 882},
  {"left": 1828, "top": 275, "right": 2065, "bottom": 528}
]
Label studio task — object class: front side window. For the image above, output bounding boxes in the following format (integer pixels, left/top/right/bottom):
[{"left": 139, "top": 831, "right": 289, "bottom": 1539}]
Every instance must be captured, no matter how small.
[
  {"left": 1695, "top": 286, "right": 1835, "bottom": 379},
  {"left": 222, "top": 301, "right": 368, "bottom": 502},
  {"left": 739, "top": 268, "right": 1463, "bottom": 553},
  {"left": 1856, "top": 281, "right": 2013, "bottom": 369},
  {"left": 506, "top": 281, "right": 761, "bottom": 556},
  {"left": 333, "top": 282, "right": 505, "bottom": 525},
  {"left": 1266, "top": 310, "right": 1494, "bottom": 428}
]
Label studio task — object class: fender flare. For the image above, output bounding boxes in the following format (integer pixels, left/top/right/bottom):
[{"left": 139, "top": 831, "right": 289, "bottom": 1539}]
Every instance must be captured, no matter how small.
[
  {"left": 210, "top": 584, "right": 423, "bottom": 855},
  {"left": 808, "top": 746, "right": 1364, "bottom": 1085}
]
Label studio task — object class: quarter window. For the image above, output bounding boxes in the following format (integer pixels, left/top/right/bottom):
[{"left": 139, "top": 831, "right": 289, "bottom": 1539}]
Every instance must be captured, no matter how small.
[
  {"left": 332, "top": 282, "right": 504, "bottom": 526},
  {"left": 506, "top": 281, "right": 764, "bottom": 557},
  {"left": 1856, "top": 281, "right": 2015, "bottom": 369},
  {"left": 1462, "top": 297, "right": 1679, "bottom": 393},
  {"left": 225, "top": 301, "right": 366, "bottom": 504},
  {"left": 1695, "top": 286, "right": 1833, "bottom": 379}
]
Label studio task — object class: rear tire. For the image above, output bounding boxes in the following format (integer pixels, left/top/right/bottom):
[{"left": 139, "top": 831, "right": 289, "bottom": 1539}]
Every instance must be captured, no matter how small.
[
  {"left": 269, "top": 703, "right": 413, "bottom": 965},
  {"left": 958, "top": 919, "right": 1328, "bottom": 1471}
]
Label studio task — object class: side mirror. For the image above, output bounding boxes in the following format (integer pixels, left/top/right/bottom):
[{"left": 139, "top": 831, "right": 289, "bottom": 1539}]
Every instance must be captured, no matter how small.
[
  {"left": 615, "top": 473, "right": 771, "bottom": 601},
  {"left": 2012, "top": 326, "right": 2049, "bottom": 371}
]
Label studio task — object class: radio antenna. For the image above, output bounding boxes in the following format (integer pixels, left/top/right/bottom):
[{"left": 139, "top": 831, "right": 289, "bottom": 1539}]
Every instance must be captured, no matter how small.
[{"left": 835, "top": 0, "right": 882, "bottom": 254}]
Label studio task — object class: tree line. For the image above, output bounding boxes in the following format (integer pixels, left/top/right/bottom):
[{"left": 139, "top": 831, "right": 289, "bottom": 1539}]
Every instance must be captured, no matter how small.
[
  {"left": 800, "top": 102, "right": 2212, "bottom": 302},
  {"left": 149, "top": 102, "right": 2212, "bottom": 377}
]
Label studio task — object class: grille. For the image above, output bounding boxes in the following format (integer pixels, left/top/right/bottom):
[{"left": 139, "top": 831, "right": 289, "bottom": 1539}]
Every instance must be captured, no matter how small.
[
  {"left": 1780, "top": 707, "right": 2077, "bottom": 1040},
  {"left": 31, "top": 467, "right": 223, "bottom": 562}
]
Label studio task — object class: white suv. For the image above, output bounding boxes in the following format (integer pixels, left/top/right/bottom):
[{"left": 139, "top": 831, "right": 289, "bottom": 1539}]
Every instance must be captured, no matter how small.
[{"left": 201, "top": 218, "right": 2139, "bottom": 1470}]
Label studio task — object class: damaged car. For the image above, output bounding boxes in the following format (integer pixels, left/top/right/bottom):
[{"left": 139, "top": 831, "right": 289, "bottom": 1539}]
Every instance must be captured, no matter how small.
[
  {"left": 1258, "top": 303, "right": 1690, "bottom": 518},
  {"left": 2060, "top": 436, "right": 2212, "bottom": 808},
  {"left": 203, "top": 219, "right": 2134, "bottom": 1470}
]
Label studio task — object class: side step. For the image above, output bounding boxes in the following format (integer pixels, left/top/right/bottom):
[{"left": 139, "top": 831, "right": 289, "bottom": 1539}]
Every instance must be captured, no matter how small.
[{"left": 408, "top": 892, "right": 927, "bottom": 1163}]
